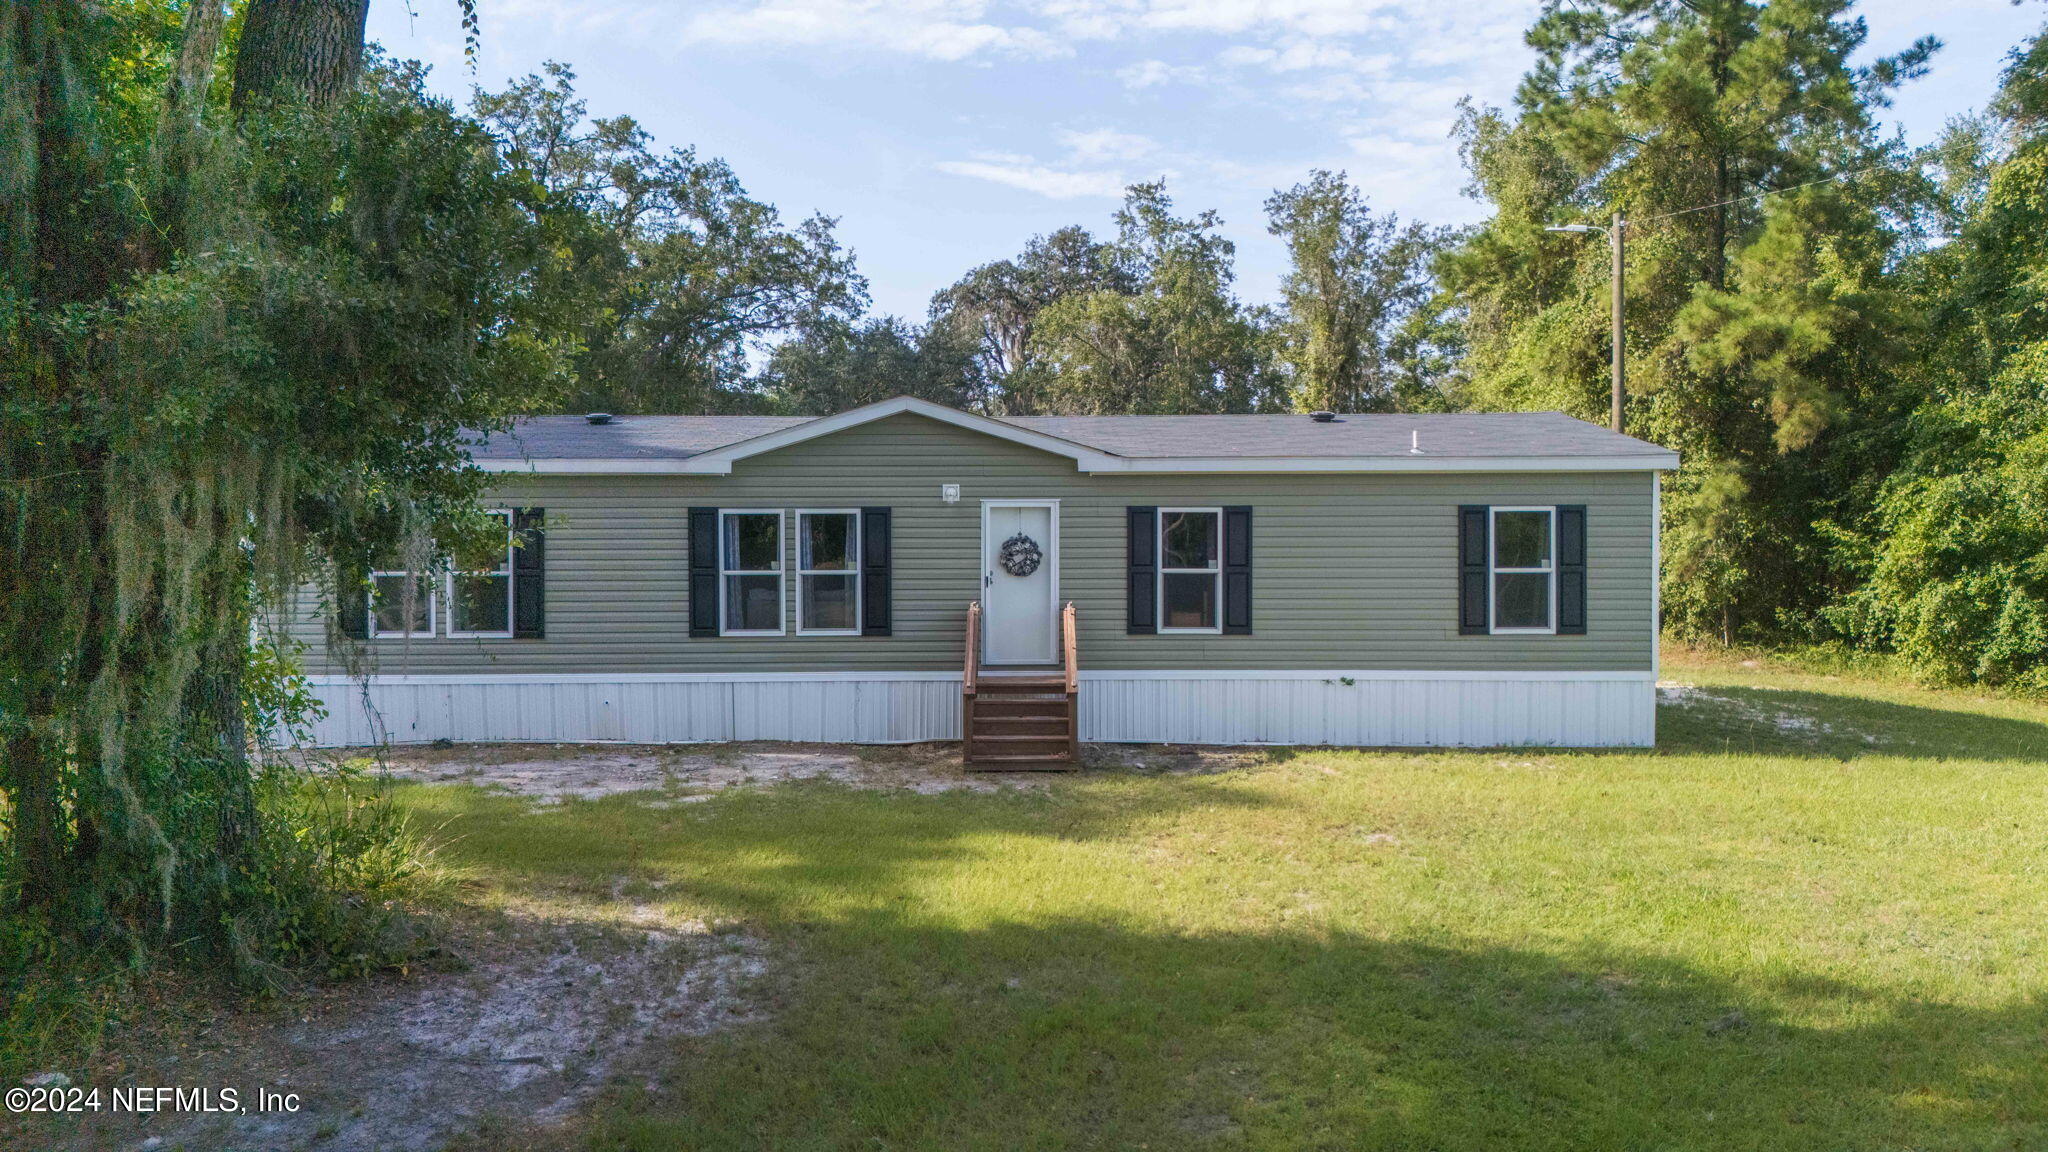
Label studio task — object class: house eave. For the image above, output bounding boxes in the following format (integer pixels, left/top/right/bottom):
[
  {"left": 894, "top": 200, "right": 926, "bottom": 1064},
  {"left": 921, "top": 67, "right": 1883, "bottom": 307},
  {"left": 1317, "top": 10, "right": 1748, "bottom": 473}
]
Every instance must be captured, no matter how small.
[
  {"left": 474, "top": 453, "right": 1680, "bottom": 475},
  {"left": 1077, "top": 454, "right": 1679, "bottom": 474}
]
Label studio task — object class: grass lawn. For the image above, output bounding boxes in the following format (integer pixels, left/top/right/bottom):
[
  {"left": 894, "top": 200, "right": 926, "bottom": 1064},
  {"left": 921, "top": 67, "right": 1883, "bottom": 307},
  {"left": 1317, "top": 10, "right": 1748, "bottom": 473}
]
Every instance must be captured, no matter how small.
[{"left": 392, "top": 652, "right": 2048, "bottom": 1151}]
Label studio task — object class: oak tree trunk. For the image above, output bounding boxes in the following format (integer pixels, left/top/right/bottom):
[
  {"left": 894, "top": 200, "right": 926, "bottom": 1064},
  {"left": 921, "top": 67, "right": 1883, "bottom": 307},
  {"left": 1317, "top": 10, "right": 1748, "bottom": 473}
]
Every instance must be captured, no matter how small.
[
  {"left": 150, "top": 0, "right": 228, "bottom": 262},
  {"left": 230, "top": 0, "right": 371, "bottom": 112}
]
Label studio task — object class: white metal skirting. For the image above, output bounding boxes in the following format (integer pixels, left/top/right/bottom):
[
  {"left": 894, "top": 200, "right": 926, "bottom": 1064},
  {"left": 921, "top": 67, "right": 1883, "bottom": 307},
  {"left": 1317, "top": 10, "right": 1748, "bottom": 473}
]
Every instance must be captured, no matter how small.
[
  {"left": 1079, "top": 673, "right": 1652, "bottom": 747},
  {"left": 296, "top": 671, "right": 1655, "bottom": 748}
]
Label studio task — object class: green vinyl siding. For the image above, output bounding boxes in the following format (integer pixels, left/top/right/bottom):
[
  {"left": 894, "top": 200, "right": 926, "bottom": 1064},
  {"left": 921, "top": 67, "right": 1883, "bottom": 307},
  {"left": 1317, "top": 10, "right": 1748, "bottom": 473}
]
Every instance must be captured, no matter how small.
[{"left": 290, "top": 412, "right": 1657, "bottom": 674}]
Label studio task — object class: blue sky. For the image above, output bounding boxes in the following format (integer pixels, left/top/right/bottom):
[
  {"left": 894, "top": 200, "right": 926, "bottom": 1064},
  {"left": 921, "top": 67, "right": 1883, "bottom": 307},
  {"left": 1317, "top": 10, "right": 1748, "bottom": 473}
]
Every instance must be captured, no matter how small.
[{"left": 370, "top": 0, "right": 2041, "bottom": 320}]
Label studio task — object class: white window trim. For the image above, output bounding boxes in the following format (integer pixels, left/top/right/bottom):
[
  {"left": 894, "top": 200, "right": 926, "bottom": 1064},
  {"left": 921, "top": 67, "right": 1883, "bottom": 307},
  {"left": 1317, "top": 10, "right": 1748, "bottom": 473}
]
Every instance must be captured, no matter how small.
[
  {"left": 445, "top": 509, "right": 516, "bottom": 640},
  {"left": 1489, "top": 505, "right": 1557, "bottom": 635},
  {"left": 718, "top": 509, "right": 786, "bottom": 637},
  {"left": 367, "top": 571, "right": 438, "bottom": 639},
  {"left": 1158, "top": 506, "right": 1224, "bottom": 635},
  {"left": 795, "top": 508, "right": 862, "bottom": 637}
]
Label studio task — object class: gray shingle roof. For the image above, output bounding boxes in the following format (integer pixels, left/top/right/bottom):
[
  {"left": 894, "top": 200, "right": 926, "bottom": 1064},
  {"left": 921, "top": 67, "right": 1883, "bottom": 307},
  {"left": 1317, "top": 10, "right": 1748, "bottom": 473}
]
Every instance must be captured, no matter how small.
[
  {"left": 469, "top": 416, "right": 811, "bottom": 460},
  {"left": 1004, "top": 412, "right": 1668, "bottom": 459},
  {"left": 468, "top": 408, "right": 1673, "bottom": 462}
]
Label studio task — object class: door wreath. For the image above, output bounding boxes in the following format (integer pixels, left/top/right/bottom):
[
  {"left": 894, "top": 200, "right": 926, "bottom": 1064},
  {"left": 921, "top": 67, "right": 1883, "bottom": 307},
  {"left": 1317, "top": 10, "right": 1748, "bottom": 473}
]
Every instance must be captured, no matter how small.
[{"left": 998, "top": 533, "right": 1043, "bottom": 577}]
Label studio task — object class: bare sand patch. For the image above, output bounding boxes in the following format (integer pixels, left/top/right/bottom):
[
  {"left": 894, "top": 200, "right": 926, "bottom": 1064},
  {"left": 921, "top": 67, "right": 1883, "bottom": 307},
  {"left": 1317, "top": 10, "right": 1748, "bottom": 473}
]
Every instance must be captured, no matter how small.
[
  {"left": 1658, "top": 682, "right": 1877, "bottom": 742},
  {"left": 294, "top": 741, "right": 1066, "bottom": 802},
  {"left": 58, "top": 917, "right": 764, "bottom": 1152}
]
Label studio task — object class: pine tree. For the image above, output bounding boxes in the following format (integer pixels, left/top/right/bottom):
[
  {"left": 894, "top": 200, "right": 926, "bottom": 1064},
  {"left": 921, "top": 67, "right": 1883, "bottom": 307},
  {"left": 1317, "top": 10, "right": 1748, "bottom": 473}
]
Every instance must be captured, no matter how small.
[{"left": 1440, "top": 0, "right": 1935, "bottom": 641}]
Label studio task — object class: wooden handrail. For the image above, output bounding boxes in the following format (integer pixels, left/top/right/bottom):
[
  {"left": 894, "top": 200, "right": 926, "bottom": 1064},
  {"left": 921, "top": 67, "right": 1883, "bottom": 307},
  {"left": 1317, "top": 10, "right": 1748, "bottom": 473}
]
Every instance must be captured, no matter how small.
[
  {"left": 963, "top": 600, "right": 981, "bottom": 695},
  {"left": 1061, "top": 601, "right": 1078, "bottom": 695}
]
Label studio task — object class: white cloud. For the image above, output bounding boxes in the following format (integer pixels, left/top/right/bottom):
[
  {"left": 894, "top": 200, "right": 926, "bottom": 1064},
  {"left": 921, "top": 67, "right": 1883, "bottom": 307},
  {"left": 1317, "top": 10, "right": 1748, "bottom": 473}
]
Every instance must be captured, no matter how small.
[
  {"left": 1116, "top": 58, "right": 1206, "bottom": 88},
  {"left": 669, "top": 0, "right": 1064, "bottom": 60},
  {"left": 636, "top": 0, "right": 1539, "bottom": 65},
  {"left": 935, "top": 157, "right": 1129, "bottom": 197},
  {"left": 1056, "top": 0, "right": 1514, "bottom": 41},
  {"left": 1058, "top": 126, "right": 1160, "bottom": 161},
  {"left": 936, "top": 126, "right": 1172, "bottom": 199},
  {"left": 1331, "top": 131, "right": 1473, "bottom": 218},
  {"left": 1217, "top": 39, "right": 1389, "bottom": 74}
]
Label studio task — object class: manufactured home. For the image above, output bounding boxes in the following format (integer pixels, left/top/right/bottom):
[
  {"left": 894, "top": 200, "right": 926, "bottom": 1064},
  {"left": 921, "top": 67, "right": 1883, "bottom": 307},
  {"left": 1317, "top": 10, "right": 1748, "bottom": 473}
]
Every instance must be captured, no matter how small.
[{"left": 291, "top": 396, "right": 1678, "bottom": 759}]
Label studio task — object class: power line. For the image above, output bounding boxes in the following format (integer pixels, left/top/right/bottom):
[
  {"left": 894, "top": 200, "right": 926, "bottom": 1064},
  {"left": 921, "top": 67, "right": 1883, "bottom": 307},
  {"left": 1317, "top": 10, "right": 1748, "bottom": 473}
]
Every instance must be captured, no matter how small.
[{"left": 1629, "top": 163, "right": 1886, "bottom": 226}]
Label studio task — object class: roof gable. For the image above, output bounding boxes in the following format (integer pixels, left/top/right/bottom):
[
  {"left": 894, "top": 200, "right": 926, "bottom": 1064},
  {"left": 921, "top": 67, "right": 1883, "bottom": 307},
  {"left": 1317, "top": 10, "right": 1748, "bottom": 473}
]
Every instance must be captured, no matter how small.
[{"left": 675, "top": 397, "right": 1121, "bottom": 475}]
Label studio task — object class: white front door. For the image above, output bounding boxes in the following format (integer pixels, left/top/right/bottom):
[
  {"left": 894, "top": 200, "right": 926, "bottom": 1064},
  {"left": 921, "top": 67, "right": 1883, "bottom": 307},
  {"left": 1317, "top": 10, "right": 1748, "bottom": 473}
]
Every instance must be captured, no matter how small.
[{"left": 981, "top": 500, "right": 1059, "bottom": 664}]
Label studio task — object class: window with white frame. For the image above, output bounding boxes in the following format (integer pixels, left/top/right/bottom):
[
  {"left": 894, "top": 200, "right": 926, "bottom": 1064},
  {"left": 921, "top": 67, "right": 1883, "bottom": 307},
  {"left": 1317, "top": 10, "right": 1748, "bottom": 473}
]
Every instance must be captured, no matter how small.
[
  {"left": 1159, "top": 508, "right": 1222, "bottom": 632},
  {"left": 720, "top": 510, "right": 785, "bottom": 635},
  {"left": 1490, "top": 506, "right": 1556, "bottom": 633},
  {"left": 797, "top": 510, "right": 860, "bottom": 635},
  {"left": 446, "top": 509, "right": 515, "bottom": 638},
  {"left": 368, "top": 561, "right": 436, "bottom": 639}
]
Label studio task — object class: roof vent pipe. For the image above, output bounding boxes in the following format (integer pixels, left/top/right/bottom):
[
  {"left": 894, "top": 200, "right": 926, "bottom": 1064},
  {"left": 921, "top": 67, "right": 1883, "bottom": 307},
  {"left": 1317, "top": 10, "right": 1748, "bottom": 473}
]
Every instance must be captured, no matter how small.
[
  {"left": 1309, "top": 410, "right": 1338, "bottom": 423},
  {"left": 585, "top": 412, "right": 614, "bottom": 425},
  {"left": 1409, "top": 430, "right": 1424, "bottom": 455}
]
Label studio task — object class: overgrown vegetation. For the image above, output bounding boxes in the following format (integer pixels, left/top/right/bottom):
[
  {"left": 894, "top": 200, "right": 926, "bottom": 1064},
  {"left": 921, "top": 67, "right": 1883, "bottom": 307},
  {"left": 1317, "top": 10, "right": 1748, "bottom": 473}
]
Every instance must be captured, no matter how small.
[
  {"left": 2, "top": 0, "right": 569, "bottom": 987},
  {"left": 0, "top": 762, "right": 440, "bottom": 1083}
]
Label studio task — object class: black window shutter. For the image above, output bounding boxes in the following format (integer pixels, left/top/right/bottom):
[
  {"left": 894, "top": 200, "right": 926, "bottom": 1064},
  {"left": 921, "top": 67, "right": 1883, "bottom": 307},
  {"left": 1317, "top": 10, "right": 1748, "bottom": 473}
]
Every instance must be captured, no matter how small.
[
  {"left": 336, "top": 568, "right": 369, "bottom": 639},
  {"left": 689, "top": 507, "right": 720, "bottom": 638},
  {"left": 1222, "top": 505, "right": 1252, "bottom": 635},
  {"left": 861, "top": 506, "right": 892, "bottom": 636},
  {"left": 1458, "top": 505, "right": 1490, "bottom": 635},
  {"left": 1557, "top": 504, "right": 1587, "bottom": 635},
  {"left": 511, "top": 508, "right": 546, "bottom": 638},
  {"left": 1127, "top": 506, "right": 1158, "bottom": 635}
]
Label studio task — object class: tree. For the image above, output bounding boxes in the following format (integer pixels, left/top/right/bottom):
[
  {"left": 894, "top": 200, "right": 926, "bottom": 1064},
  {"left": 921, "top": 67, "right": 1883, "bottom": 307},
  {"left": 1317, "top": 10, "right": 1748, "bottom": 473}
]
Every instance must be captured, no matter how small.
[
  {"left": 471, "top": 63, "right": 867, "bottom": 413},
  {"left": 1033, "top": 182, "right": 1278, "bottom": 414},
  {"left": 759, "top": 315, "right": 981, "bottom": 413},
  {"left": 232, "top": 0, "right": 371, "bottom": 111},
  {"left": 1265, "top": 170, "right": 1452, "bottom": 412},
  {"left": 928, "top": 225, "right": 1133, "bottom": 413},
  {"left": 1, "top": 2, "right": 575, "bottom": 970},
  {"left": 1438, "top": 0, "right": 1936, "bottom": 642},
  {"left": 1831, "top": 30, "right": 2048, "bottom": 688}
]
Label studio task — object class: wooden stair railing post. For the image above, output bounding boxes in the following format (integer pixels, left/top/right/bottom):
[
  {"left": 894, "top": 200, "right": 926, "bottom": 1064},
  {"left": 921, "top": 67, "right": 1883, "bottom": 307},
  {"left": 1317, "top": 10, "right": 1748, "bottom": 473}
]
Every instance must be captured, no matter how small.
[
  {"left": 1061, "top": 602, "right": 1079, "bottom": 764},
  {"left": 963, "top": 600, "right": 981, "bottom": 764}
]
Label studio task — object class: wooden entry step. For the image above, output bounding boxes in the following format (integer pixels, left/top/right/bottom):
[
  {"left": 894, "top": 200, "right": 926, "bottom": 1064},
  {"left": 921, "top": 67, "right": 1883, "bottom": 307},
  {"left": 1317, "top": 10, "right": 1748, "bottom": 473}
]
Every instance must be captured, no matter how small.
[
  {"left": 962, "top": 601, "right": 1079, "bottom": 771},
  {"left": 973, "top": 676, "right": 1068, "bottom": 692}
]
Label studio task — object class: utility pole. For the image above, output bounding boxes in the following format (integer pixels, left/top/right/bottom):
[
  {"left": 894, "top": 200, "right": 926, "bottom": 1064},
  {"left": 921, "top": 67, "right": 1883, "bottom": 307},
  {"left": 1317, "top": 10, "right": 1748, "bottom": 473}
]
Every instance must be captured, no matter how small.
[
  {"left": 1610, "top": 213, "right": 1625, "bottom": 433},
  {"left": 1545, "top": 216, "right": 1627, "bottom": 433}
]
